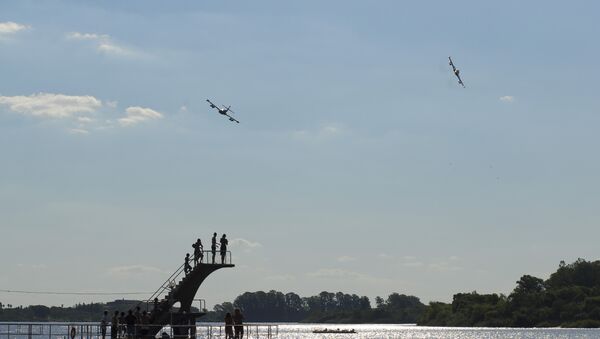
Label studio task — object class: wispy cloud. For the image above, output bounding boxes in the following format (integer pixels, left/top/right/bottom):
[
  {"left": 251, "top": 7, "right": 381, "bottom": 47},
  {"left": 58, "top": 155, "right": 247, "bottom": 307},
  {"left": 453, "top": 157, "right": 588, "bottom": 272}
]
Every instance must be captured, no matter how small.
[
  {"left": 336, "top": 255, "right": 356, "bottom": 263},
  {"left": 230, "top": 238, "right": 263, "bottom": 252},
  {"left": 0, "top": 93, "right": 102, "bottom": 118},
  {"left": 66, "top": 31, "right": 141, "bottom": 58},
  {"left": 118, "top": 106, "right": 163, "bottom": 126},
  {"left": 108, "top": 265, "right": 163, "bottom": 276},
  {"left": 292, "top": 123, "right": 346, "bottom": 142},
  {"left": 0, "top": 21, "right": 30, "bottom": 37},
  {"left": 307, "top": 268, "right": 391, "bottom": 284},
  {"left": 499, "top": 95, "right": 515, "bottom": 103},
  {"left": 0, "top": 92, "right": 164, "bottom": 133},
  {"left": 68, "top": 128, "right": 90, "bottom": 135},
  {"left": 265, "top": 274, "right": 296, "bottom": 281}
]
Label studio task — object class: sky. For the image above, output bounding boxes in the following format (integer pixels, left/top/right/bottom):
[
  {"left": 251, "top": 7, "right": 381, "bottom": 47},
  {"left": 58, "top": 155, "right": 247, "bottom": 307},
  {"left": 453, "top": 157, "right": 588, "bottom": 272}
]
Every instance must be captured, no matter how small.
[{"left": 1, "top": 0, "right": 600, "bottom": 310}]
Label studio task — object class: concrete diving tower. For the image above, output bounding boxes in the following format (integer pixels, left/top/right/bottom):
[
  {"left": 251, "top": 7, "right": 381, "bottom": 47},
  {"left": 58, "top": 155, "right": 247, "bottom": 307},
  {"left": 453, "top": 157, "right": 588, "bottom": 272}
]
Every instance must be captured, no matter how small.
[{"left": 141, "top": 251, "right": 234, "bottom": 337}]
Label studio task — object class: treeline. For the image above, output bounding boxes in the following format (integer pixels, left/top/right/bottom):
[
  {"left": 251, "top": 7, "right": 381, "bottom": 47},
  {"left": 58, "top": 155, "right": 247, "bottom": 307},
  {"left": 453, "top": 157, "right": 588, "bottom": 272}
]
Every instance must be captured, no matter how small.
[
  {"left": 0, "top": 302, "right": 108, "bottom": 322},
  {"left": 5, "top": 259, "right": 600, "bottom": 327},
  {"left": 0, "top": 300, "right": 198, "bottom": 322},
  {"left": 418, "top": 259, "right": 600, "bottom": 327},
  {"left": 204, "top": 291, "right": 425, "bottom": 323}
]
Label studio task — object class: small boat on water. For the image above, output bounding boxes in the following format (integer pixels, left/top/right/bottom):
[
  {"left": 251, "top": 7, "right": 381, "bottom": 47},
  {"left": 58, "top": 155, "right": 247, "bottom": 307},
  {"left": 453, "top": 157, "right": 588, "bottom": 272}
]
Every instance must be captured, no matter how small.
[{"left": 312, "top": 328, "right": 357, "bottom": 334}]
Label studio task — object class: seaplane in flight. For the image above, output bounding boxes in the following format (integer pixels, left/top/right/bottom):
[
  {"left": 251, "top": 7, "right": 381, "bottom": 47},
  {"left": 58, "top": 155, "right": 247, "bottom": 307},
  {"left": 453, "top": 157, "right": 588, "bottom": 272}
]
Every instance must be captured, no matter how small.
[
  {"left": 448, "top": 56, "right": 465, "bottom": 88},
  {"left": 206, "top": 99, "right": 240, "bottom": 123}
]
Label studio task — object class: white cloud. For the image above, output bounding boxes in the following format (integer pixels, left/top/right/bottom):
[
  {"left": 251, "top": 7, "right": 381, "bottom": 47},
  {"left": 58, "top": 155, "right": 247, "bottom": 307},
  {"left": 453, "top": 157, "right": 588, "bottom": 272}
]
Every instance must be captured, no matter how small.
[
  {"left": 0, "top": 93, "right": 102, "bottom": 118},
  {"left": 336, "top": 255, "right": 356, "bottom": 263},
  {"left": 307, "top": 268, "right": 391, "bottom": 284},
  {"left": 77, "top": 116, "right": 95, "bottom": 124},
  {"left": 66, "top": 32, "right": 109, "bottom": 41},
  {"left": 230, "top": 238, "right": 263, "bottom": 252},
  {"left": 108, "top": 265, "right": 162, "bottom": 276},
  {"left": 0, "top": 22, "right": 29, "bottom": 36},
  {"left": 292, "top": 123, "right": 346, "bottom": 142},
  {"left": 66, "top": 31, "right": 138, "bottom": 58},
  {"left": 69, "top": 128, "right": 89, "bottom": 135},
  {"left": 427, "top": 257, "right": 463, "bottom": 272},
  {"left": 118, "top": 106, "right": 163, "bottom": 126},
  {"left": 499, "top": 95, "right": 515, "bottom": 103},
  {"left": 378, "top": 253, "right": 394, "bottom": 260},
  {"left": 265, "top": 274, "right": 296, "bottom": 281}
]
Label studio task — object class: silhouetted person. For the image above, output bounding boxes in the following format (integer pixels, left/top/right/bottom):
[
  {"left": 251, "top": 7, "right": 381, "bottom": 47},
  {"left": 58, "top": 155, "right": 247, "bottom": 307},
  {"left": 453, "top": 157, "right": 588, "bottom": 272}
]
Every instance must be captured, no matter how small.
[
  {"left": 193, "top": 238, "right": 203, "bottom": 266},
  {"left": 220, "top": 234, "right": 228, "bottom": 264},
  {"left": 211, "top": 232, "right": 218, "bottom": 264},
  {"left": 140, "top": 311, "right": 150, "bottom": 339},
  {"left": 134, "top": 306, "right": 142, "bottom": 324},
  {"left": 233, "top": 308, "right": 244, "bottom": 339},
  {"left": 119, "top": 312, "right": 126, "bottom": 338},
  {"left": 153, "top": 298, "right": 159, "bottom": 311},
  {"left": 184, "top": 253, "right": 192, "bottom": 274},
  {"left": 124, "top": 310, "right": 137, "bottom": 339},
  {"left": 111, "top": 311, "right": 119, "bottom": 339},
  {"left": 101, "top": 310, "right": 108, "bottom": 339},
  {"left": 224, "top": 312, "right": 234, "bottom": 339}
]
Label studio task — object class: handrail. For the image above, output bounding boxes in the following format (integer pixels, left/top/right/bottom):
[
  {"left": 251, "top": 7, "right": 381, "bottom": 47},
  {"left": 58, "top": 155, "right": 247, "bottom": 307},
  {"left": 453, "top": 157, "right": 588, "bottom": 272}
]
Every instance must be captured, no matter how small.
[
  {"left": 0, "top": 322, "right": 278, "bottom": 339},
  {"left": 138, "top": 250, "right": 233, "bottom": 311}
]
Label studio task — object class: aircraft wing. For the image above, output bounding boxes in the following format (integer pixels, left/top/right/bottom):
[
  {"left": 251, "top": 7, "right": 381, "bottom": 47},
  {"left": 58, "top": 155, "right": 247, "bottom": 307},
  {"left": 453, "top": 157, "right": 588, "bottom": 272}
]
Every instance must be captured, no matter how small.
[
  {"left": 456, "top": 75, "right": 465, "bottom": 88},
  {"left": 225, "top": 113, "right": 240, "bottom": 123},
  {"left": 448, "top": 57, "right": 457, "bottom": 72},
  {"left": 206, "top": 99, "right": 218, "bottom": 109}
]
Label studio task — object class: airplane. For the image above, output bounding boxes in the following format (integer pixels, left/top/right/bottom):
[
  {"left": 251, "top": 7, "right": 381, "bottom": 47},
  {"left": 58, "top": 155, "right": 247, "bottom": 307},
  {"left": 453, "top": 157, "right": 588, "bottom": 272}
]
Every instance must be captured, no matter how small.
[
  {"left": 206, "top": 99, "right": 240, "bottom": 123},
  {"left": 448, "top": 56, "right": 465, "bottom": 88}
]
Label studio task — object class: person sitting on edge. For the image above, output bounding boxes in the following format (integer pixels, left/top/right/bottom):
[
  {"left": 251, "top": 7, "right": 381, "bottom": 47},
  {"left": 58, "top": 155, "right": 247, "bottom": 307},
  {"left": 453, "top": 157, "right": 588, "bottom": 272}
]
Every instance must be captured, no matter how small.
[
  {"left": 220, "top": 234, "right": 228, "bottom": 264},
  {"left": 184, "top": 253, "right": 192, "bottom": 274},
  {"left": 233, "top": 308, "right": 244, "bottom": 339},
  {"left": 211, "top": 232, "right": 218, "bottom": 264},
  {"left": 192, "top": 238, "right": 203, "bottom": 266}
]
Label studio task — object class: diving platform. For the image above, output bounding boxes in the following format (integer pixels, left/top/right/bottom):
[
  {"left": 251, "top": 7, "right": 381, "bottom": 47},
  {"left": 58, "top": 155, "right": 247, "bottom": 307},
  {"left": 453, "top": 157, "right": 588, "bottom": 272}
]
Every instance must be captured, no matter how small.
[{"left": 140, "top": 250, "right": 234, "bottom": 337}]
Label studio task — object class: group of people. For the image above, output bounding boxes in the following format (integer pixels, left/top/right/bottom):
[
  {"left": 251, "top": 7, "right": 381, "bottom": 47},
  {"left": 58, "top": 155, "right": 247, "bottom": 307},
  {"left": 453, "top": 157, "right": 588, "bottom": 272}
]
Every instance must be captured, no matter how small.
[
  {"left": 100, "top": 307, "right": 152, "bottom": 339},
  {"left": 184, "top": 233, "right": 229, "bottom": 274},
  {"left": 224, "top": 308, "right": 244, "bottom": 339},
  {"left": 99, "top": 306, "right": 246, "bottom": 339}
]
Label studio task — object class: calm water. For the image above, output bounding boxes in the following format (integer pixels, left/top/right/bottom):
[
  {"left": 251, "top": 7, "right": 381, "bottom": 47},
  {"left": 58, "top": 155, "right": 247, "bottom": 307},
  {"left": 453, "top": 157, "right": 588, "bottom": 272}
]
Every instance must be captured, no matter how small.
[{"left": 271, "top": 324, "right": 600, "bottom": 339}]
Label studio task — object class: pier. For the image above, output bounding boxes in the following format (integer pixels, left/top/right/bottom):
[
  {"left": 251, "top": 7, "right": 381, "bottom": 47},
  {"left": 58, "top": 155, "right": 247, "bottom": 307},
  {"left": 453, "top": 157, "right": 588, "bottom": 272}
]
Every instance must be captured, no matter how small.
[{"left": 0, "top": 322, "right": 278, "bottom": 339}]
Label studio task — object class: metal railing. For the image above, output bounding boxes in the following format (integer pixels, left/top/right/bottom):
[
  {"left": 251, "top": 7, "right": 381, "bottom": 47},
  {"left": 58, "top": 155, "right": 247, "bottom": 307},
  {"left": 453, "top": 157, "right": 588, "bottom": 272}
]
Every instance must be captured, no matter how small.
[
  {"left": 139, "top": 250, "right": 232, "bottom": 311},
  {"left": 0, "top": 322, "right": 276, "bottom": 339}
]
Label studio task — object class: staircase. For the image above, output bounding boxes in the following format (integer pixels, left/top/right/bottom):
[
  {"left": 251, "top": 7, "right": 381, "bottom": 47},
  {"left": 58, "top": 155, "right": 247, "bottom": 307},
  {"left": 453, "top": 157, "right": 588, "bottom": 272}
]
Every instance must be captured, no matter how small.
[{"left": 138, "top": 250, "right": 234, "bottom": 337}]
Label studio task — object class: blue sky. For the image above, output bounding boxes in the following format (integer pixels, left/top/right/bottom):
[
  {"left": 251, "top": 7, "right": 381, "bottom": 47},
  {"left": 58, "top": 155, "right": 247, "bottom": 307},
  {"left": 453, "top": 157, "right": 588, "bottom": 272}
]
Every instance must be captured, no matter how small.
[{"left": 1, "top": 0, "right": 600, "bottom": 309}]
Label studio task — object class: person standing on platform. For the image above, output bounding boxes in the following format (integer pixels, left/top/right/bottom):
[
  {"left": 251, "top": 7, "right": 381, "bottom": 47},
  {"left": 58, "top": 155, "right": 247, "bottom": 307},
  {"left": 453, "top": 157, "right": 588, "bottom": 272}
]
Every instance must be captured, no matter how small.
[
  {"left": 119, "top": 312, "right": 126, "bottom": 338},
  {"left": 220, "top": 234, "right": 228, "bottom": 264},
  {"left": 211, "top": 233, "right": 218, "bottom": 264},
  {"left": 193, "top": 238, "right": 203, "bottom": 266},
  {"left": 111, "top": 311, "right": 119, "bottom": 339},
  {"left": 100, "top": 310, "right": 108, "bottom": 339},
  {"left": 224, "top": 312, "right": 234, "bottom": 339},
  {"left": 124, "top": 310, "right": 137, "bottom": 339},
  {"left": 233, "top": 308, "right": 244, "bottom": 339}
]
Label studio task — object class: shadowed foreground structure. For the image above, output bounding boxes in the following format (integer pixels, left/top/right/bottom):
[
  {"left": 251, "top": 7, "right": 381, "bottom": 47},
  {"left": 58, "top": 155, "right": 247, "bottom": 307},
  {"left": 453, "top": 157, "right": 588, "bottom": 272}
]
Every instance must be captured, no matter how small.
[{"left": 143, "top": 250, "right": 233, "bottom": 337}]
